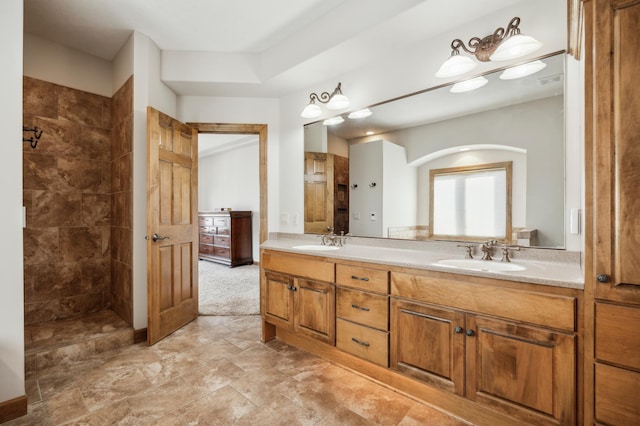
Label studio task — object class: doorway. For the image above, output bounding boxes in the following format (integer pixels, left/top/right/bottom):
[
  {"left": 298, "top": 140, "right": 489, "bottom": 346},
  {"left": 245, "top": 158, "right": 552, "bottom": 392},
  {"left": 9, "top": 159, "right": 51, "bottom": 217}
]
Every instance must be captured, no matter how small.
[{"left": 189, "top": 123, "right": 268, "bottom": 316}]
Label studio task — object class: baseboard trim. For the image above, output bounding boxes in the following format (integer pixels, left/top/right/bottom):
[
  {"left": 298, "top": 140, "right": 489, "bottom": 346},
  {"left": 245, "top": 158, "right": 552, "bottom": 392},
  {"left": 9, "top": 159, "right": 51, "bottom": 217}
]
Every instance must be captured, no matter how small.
[
  {"left": 0, "top": 395, "right": 28, "bottom": 423},
  {"left": 133, "top": 328, "right": 147, "bottom": 344}
]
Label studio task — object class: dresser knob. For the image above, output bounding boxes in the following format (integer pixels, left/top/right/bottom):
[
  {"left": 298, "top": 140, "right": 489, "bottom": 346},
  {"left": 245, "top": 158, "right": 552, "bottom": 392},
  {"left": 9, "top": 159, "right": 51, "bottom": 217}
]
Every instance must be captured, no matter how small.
[{"left": 597, "top": 274, "right": 610, "bottom": 283}]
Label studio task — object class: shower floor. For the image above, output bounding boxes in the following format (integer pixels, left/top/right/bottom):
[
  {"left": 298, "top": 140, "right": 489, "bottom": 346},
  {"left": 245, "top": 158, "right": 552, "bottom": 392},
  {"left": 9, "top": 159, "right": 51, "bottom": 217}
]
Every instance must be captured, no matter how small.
[{"left": 25, "top": 310, "right": 133, "bottom": 375}]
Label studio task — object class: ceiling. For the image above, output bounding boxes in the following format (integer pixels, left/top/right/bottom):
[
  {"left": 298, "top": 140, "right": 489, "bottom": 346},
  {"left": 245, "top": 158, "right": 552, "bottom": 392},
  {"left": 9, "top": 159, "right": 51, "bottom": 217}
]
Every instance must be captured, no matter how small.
[{"left": 23, "top": 0, "right": 525, "bottom": 98}]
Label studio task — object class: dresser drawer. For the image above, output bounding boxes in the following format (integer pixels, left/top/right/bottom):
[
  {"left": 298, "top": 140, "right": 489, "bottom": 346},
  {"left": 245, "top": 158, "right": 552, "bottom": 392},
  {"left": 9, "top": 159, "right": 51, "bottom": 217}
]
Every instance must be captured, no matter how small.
[
  {"left": 216, "top": 226, "right": 230, "bottom": 235},
  {"left": 212, "top": 246, "right": 230, "bottom": 259},
  {"left": 200, "top": 234, "right": 214, "bottom": 244},
  {"left": 199, "top": 216, "right": 213, "bottom": 227},
  {"left": 213, "top": 217, "right": 229, "bottom": 228},
  {"left": 336, "top": 264, "right": 389, "bottom": 293},
  {"left": 337, "top": 287, "right": 388, "bottom": 331},
  {"left": 596, "top": 302, "right": 640, "bottom": 370},
  {"left": 199, "top": 244, "right": 213, "bottom": 255},
  {"left": 336, "top": 318, "right": 389, "bottom": 367},
  {"left": 214, "top": 235, "right": 230, "bottom": 247}
]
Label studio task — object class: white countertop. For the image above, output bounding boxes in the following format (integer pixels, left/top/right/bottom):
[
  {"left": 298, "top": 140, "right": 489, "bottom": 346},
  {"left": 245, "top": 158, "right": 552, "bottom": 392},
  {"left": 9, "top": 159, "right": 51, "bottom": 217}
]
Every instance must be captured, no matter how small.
[{"left": 261, "top": 235, "right": 584, "bottom": 290}]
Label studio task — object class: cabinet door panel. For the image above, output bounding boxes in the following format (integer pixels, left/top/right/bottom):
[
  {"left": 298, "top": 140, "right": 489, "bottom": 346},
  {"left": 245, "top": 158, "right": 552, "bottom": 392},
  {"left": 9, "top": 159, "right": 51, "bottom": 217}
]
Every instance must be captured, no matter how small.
[
  {"left": 390, "top": 298, "right": 465, "bottom": 395},
  {"left": 467, "top": 316, "right": 575, "bottom": 425},
  {"left": 593, "top": 0, "right": 640, "bottom": 304},
  {"left": 264, "top": 272, "right": 293, "bottom": 328},
  {"left": 294, "top": 278, "right": 335, "bottom": 345},
  {"left": 595, "top": 363, "right": 640, "bottom": 426}
]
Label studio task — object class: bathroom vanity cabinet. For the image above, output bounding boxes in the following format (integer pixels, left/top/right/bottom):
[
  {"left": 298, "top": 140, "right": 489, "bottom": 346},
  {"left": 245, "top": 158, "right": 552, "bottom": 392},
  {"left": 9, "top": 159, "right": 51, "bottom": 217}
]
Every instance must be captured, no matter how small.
[
  {"left": 260, "top": 247, "right": 582, "bottom": 425},
  {"left": 262, "top": 251, "right": 335, "bottom": 344},
  {"left": 390, "top": 272, "right": 576, "bottom": 425}
]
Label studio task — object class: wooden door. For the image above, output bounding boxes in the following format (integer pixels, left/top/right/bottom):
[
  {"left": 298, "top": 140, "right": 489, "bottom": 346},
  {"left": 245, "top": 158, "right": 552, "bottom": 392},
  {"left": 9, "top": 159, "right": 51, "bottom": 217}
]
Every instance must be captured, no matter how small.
[
  {"left": 592, "top": 0, "right": 640, "bottom": 304},
  {"left": 304, "top": 152, "right": 334, "bottom": 234},
  {"left": 466, "top": 315, "right": 575, "bottom": 425},
  {"left": 390, "top": 298, "right": 465, "bottom": 396},
  {"left": 146, "top": 107, "right": 199, "bottom": 345},
  {"left": 294, "top": 278, "right": 335, "bottom": 344}
]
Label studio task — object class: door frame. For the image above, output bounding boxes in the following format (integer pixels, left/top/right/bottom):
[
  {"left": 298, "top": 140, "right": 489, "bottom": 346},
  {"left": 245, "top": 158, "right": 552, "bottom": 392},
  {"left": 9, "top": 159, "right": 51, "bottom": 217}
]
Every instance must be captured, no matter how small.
[{"left": 187, "top": 123, "right": 268, "bottom": 245}]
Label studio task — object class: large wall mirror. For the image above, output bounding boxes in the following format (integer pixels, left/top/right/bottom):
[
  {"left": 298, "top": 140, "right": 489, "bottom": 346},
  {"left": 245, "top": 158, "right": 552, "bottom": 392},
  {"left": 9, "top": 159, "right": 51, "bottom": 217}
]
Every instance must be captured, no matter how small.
[{"left": 304, "top": 52, "right": 565, "bottom": 248}]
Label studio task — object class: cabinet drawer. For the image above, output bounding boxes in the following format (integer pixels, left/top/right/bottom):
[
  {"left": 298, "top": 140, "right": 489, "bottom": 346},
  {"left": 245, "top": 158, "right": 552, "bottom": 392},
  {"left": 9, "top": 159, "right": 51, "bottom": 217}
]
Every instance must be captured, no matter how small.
[
  {"left": 337, "top": 287, "right": 388, "bottom": 331},
  {"left": 262, "top": 251, "right": 334, "bottom": 283},
  {"left": 199, "top": 216, "right": 213, "bottom": 226},
  {"left": 596, "top": 302, "right": 640, "bottom": 370},
  {"left": 213, "top": 217, "right": 229, "bottom": 228},
  {"left": 200, "top": 234, "right": 214, "bottom": 244},
  {"left": 595, "top": 363, "right": 640, "bottom": 425},
  {"left": 199, "top": 244, "right": 213, "bottom": 255},
  {"left": 214, "top": 235, "right": 230, "bottom": 247},
  {"left": 336, "top": 318, "right": 389, "bottom": 367},
  {"left": 336, "top": 264, "right": 389, "bottom": 293},
  {"left": 212, "top": 246, "right": 230, "bottom": 259},
  {"left": 216, "top": 227, "right": 230, "bottom": 235}
]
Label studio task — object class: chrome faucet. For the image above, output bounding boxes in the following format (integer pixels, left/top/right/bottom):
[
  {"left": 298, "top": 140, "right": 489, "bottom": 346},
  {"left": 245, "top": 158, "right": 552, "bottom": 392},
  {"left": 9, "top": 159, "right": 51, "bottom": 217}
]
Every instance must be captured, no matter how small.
[
  {"left": 480, "top": 240, "right": 498, "bottom": 260},
  {"left": 321, "top": 227, "right": 350, "bottom": 246}
]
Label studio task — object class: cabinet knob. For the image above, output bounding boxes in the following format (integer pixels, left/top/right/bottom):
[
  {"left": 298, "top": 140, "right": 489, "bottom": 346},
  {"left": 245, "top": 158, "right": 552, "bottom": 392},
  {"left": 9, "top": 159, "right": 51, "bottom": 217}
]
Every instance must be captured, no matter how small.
[
  {"left": 465, "top": 329, "right": 475, "bottom": 337},
  {"left": 597, "top": 274, "right": 610, "bottom": 283},
  {"left": 454, "top": 326, "right": 463, "bottom": 334}
]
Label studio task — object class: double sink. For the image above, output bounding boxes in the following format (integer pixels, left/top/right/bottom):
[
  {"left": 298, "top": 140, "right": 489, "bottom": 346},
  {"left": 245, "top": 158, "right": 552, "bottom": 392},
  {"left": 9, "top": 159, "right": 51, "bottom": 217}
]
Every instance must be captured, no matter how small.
[{"left": 291, "top": 245, "right": 526, "bottom": 273}]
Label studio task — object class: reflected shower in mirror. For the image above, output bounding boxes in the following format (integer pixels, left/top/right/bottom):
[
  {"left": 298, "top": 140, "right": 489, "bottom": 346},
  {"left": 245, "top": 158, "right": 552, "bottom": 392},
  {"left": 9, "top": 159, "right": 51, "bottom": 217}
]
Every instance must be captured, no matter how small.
[{"left": 303, "top": 52, "right": 566, "bottom": 248}]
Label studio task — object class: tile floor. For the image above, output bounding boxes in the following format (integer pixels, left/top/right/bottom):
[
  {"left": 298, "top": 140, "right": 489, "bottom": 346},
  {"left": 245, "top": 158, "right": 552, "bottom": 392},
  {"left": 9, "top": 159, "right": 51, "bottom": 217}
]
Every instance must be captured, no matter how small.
[{"left": 8, "top": 315, "right": 471, "bottom": 425}]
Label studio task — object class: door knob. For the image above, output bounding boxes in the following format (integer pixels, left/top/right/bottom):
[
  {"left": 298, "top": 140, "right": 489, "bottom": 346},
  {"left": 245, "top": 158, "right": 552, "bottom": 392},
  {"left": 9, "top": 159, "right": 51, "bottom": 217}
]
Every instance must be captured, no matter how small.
[
  {"left": 596, "top": 274, "right": 610, "bottom": 283},
  {"left": 454, "top": 326, "right": 463, "bottom": 334},
  {"left": 145, "top": 233, "right": 169, "bottom": 242},
  {"left": 465, "top": 329, "right": 475, "bottom": 337}
]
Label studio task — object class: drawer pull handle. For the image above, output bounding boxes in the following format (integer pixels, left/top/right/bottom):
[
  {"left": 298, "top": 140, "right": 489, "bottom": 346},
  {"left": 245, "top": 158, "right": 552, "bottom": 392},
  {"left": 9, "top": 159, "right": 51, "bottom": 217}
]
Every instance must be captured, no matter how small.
[
  {"left": 351, "top": 275, "right": 370, "bottom": 282},
  {"left": 351, "top": 304, "right": 370, "bottom": 311},
  {"left": 351, "top": 337, "right": 370, "bottom": 347}
]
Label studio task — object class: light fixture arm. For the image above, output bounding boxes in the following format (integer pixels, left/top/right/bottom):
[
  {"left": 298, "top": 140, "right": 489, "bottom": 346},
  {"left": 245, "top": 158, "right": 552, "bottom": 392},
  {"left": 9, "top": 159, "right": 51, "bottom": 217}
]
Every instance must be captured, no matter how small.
[
  {"left": 308, "top": 82, "right": 344, "bottom": 105},
  {"left": 449, "top": 17, "right": 522, "bottom": 62}
]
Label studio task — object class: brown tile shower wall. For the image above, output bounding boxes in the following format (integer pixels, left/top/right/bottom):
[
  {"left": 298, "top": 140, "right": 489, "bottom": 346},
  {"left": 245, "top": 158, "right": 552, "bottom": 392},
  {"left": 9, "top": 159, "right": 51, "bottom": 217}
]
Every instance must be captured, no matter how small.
[
  {"left": 110, "top": 77, "right": 134, "bottom": 325},
  {"left": 23, "top": 77, "right": 113, "bottom": 325}
]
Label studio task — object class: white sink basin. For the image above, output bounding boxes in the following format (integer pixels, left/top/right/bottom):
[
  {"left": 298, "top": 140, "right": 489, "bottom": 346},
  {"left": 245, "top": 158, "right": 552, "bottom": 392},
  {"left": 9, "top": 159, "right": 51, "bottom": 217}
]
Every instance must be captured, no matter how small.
[
  {"left": 292, "top": 244, "right": 340, "bottom": 251},
  {"left": 435, "top": 259, "right": 526, "bottom": 272}
]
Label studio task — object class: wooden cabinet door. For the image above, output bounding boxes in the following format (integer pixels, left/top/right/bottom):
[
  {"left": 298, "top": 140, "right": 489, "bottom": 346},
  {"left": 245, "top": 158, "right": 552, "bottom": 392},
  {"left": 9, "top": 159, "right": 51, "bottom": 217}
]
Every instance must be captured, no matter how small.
[
  {"left": 390, "top": 298, "right": 465, "bottom": 396},
  {"left": 466, "top": 316, "right": 575, "bottom": 425},
  {"left": 591, "top": 0, "right": 640, "bottom": 304},
  {"left": 263, "top": 272, "right": 294, "bottom": 329},
  {"left": 294, "top": 278, "right": 335, "bottom": 345}
]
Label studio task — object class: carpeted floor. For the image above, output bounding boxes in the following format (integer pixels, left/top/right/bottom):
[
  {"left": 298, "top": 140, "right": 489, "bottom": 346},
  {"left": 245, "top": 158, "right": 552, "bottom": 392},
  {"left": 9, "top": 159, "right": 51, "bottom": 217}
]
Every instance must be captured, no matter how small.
[{"left": 198, "top": 260, "right": 260, "bottom": 316}]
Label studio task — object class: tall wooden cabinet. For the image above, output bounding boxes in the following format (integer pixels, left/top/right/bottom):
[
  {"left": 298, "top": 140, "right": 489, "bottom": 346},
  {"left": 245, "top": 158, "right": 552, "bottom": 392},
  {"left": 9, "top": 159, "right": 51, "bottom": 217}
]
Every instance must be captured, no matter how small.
[
  {"left": 585, "top": 0, "right": 640, "bottom": 424},
  {"left": 198, "top": 211, "right": 253, "bottom": 267}
]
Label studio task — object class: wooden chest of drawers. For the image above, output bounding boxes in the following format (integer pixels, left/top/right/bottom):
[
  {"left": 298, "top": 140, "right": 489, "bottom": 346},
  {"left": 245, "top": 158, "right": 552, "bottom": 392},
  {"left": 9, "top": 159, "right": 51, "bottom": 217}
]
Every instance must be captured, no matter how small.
[{"left": 198, "top": 211, "right": 253, "bottom": 267}]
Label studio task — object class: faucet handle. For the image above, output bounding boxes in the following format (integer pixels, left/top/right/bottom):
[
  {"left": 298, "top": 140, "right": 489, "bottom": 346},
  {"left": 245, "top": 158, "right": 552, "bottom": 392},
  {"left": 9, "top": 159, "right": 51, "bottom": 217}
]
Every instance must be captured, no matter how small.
[
  {"left": 499, "top": 245, "right": 521, "bottom": 262},
  {"left": 457, "top": 243, "right": 474, "bottom": 259}
]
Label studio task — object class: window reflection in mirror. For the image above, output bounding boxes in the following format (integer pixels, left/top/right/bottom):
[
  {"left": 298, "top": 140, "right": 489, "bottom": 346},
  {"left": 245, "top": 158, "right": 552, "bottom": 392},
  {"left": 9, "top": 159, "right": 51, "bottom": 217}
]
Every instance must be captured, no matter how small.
[{"left": 430, "top": 162, "right": 512, "bottom": 242}]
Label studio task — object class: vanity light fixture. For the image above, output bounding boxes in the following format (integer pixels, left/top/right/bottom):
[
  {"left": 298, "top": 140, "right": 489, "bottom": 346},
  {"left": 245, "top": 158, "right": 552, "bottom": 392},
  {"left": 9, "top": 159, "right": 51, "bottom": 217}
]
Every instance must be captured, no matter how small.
[
  {"left": 499, "top": 60, "right": 547, "bottom": 80},
  {"left": 435, "top": 17, "right": 542, "bottom": 79},
  {"left": 450, "top": 76, "right": 488, "bottom": 93},
  {"left": 348, "top": 108, "right": 372, "bottom": 119},
  {"left": 300, "top": 82, "right": 350, "bottom": 119},
  {"left": 322, "top": 116, "right": 345, "bottom": 126}
]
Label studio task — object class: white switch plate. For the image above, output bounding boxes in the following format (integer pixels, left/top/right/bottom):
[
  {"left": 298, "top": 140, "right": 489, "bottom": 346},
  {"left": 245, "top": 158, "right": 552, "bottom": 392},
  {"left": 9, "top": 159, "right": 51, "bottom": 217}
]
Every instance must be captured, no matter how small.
[
  {"left": 569, "top": 208, "right": 581, "bottom": 235},
  {"left": 292, "top": 213, "right": 298, "bottom": 225},
  {"left": 280, "top": 213, "right": 289, "bottom": 225},
  {"left": 370, "top": 212, "right": 376, "bottom": 221},
  {"left": 353, "top": 212, "right": 360, "bottom": 220}
]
